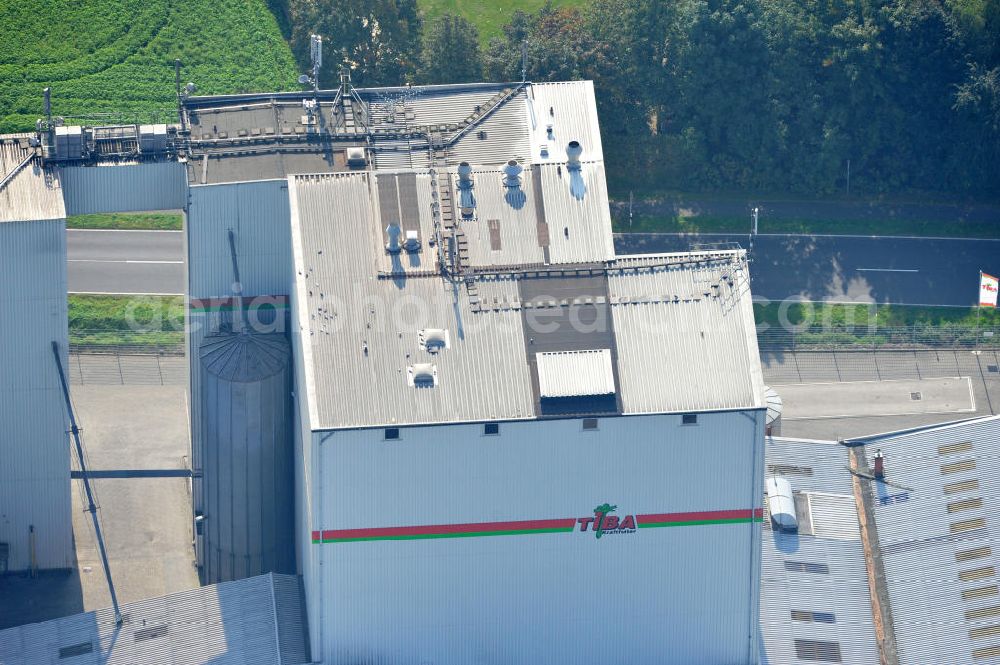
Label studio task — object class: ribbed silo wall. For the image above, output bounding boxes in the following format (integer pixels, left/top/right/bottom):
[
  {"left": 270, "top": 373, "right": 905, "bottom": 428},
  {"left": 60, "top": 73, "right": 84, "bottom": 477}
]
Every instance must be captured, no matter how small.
[
  {"left": 0, "top": 219, "right": 73, "bottom": 571},
  {"left": 199, "top": 331, "right": 295, "bottom": 583},
  {"left": 186, "top": 179, "right": 293, "bottom": 568},
  {"left": 310, "top": 409, "right": 765, "bottom": 664},
  {"left": 61, "top": 162, "right": 188, "bottom": 215}
]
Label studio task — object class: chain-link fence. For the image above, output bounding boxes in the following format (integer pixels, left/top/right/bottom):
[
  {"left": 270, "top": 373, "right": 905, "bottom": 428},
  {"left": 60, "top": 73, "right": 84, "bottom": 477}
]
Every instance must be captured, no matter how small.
[{"left": 756, "top": 325, "right": 1000, "bottom": 350}]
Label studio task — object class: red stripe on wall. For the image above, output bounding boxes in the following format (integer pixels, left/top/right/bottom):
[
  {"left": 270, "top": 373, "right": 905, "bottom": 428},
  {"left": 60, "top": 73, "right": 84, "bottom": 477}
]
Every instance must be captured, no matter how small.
[
  {"left": 319, "top": 518, "right": 578, "bottom": 541},
  {"left": 637, "top": 508, "right": 761, "bottom": 524}
]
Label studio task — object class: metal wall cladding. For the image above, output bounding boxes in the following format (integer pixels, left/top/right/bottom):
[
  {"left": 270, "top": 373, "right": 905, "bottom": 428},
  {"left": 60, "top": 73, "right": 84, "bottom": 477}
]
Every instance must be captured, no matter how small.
[
  {"left": 862, "top": 416, "right": 1000, "bottom": 665},
  {"left": 309, "top": 411, "right": 763, "bottom": 665},
  {"left": 0, "top": 573, "right": 310, "bottom": 664},
  {"left": 61, "top": 162, "right": 187, "bottom": 215},
  {"left": 199, "top": 331, "right": 295, "bottom": 584},
  {"left": 187, "top": 180, "right": 293, "bottom": 299},
  {"left": 0, "top": 219, "right": 73, "bottom": 571}
]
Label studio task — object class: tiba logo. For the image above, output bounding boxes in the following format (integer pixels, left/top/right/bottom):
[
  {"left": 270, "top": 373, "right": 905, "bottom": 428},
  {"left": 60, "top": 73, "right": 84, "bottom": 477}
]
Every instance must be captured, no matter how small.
[{"left": 577, "top": 503, "right": 637, "bottom": 538}]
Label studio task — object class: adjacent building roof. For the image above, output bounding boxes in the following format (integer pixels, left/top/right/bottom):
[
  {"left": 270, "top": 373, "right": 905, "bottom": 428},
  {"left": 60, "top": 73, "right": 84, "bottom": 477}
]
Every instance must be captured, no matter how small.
[
  {"left": 0, "top": 134, "right": 65, "bottom": 222},
  {"left": 759, "top": 437, "right": 881, "bottom": 665},
  {"left": 0, "top": 573, "right": 310, "bottom": 665},
  {"left": 859, "top": 416, "right": 1000, "bottom": 665}
]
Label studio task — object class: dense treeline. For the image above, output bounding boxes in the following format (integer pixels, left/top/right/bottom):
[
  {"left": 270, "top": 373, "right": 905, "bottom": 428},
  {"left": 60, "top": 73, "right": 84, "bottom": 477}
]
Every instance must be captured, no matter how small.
[{"left": 242, "top": 0, "right": 1000, "bottom": 199}]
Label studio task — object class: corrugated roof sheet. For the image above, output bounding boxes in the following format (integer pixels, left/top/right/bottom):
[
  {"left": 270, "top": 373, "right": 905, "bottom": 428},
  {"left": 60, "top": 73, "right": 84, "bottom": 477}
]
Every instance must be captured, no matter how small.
[
  {"left": 607, "top": 252, "right": 765, "bottom": 413},
  {"left": 527, "top": 81, "right": 604, "bottom": 165},
  {"left": 859, "top": 416, "right": 1000, "bottom": 665},
  {"left": 0, "top": 573, "right": 310, "bottom": 665},
  {"left": 0, "top": 134, "right": 65, "bottom": 222},
  {"left": 537, "top": 348, "right": 615, "bottom": 397},
  {"left": 759, "top": 437, "right": 881, "bottom": 665}
]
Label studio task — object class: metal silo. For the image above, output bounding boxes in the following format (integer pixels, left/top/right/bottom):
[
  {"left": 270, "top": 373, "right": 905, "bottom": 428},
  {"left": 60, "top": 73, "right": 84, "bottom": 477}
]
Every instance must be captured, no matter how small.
[{"left": 198, "top": 330, "right": 295, "bottom": 583}]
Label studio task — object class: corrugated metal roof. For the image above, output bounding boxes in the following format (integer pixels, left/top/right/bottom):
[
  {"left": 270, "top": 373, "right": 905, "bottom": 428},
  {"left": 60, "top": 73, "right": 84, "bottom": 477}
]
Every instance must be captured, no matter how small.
[
  {"left": 608, "top": 252, "right": 765, "bottom": 413},
  {"left": 537, "top": 349, "right": 614, "bottom": 397},
  {"left": 859, "top": 416, "right": 1000, "bottom": 665},
  {"left": 539, "top": 161, "right": 615, "bottom": 264},
  {"left": 527, "top": 81, "right": 604, "bottom": 165},
  {"left": 0, "top": 573, "right": 310, "bottom": 665},
  {"left": 0, "top": 134, "right": 65, "bottom": 222},
  {"left": 759, "top": 437, "right": 881, "bottom": 665},
  {"left": 61, "top": 162, "right": 186, "bottom": 214}
]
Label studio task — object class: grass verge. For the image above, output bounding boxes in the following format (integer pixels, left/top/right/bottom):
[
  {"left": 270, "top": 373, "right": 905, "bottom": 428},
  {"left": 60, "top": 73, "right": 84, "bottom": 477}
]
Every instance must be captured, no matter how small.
[
  {"left": 69, "top": 294, "right": 184, "bottom": 348},
  {"left": 67, "top": 213, "right": 182, "bottom": 231},
  {"left": 419, "top": 0, "right": 585, "bottom": 44},
  {"left": 613, "top": 212, "right": 1000, "bottom": 238},
  {"left": 754, "top": 302, "right": 1000, "bottom": 328}
]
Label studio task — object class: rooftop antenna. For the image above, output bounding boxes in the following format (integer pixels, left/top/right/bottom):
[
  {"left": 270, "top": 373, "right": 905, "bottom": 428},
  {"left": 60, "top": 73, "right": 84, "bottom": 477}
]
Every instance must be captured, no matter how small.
[
  {"left": 43, "top": 87, "right": 52, "bottom": 128},
  {"left": 52, "top": 342, "right": 123, "bottom": 627},
  {"left": 175, "top": 59, "right": 186, "bottom": 133},
  {"left": 310, "top": 34, "right": 322, "bottom": 93},
  {"left": 520, "top": 40, "right": 528, "bottom": 82}
]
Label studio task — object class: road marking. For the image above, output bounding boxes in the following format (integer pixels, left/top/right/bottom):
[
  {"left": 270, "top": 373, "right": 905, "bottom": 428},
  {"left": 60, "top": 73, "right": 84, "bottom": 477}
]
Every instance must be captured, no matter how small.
[
  {"left": 855, "top": 268, "right": 919, "bottom": 273},
  {"left": 67, "top": 259, "right": 183, "bottom": 264}
]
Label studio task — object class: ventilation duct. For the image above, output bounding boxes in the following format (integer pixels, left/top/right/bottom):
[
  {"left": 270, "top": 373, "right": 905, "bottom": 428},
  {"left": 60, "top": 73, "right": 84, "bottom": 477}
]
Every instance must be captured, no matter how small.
[
  {"left": 765, "top": 476, "right": 797, "bottom": 532},
  {"left": 346, "top": 146, "right": 366, "bottom": 167},
  {"left": 566, "top": 140, "right": 582, "bottom": 170},
  {"left": 404, "top": 229, "right": 421, "bottom": 253}
]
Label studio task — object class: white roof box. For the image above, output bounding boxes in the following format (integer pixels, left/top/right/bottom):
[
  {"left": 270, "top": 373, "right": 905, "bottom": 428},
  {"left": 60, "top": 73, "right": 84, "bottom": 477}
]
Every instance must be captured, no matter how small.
[{"left": 766, "top": 476, "right": 797, "bottom": 532}]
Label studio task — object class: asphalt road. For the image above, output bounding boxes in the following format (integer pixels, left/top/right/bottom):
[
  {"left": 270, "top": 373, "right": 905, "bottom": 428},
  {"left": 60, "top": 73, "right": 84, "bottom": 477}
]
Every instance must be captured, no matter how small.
[
  {"left": 67, "top": 228, "right": 998, "bottom": 306},
  {"left": 616, "top": 233, "right": 1000, "bottom": 307},
  {"left": 68, "top": 229, "right": 184, "bottom": 294}
]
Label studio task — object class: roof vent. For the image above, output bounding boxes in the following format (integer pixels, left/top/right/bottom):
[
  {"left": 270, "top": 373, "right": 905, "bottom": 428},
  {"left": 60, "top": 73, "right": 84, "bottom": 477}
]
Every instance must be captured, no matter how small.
[
  {"left": 419, "top": 328, "right": 450, "bottom": 353},
  {"left": 346, "top": 146, "right": 366, "bottom": 167},
  {"left": 404, "top": 229, "right": 421, "bottom": 253},
  {"left": 407, "top": 363, "right": 438, "bottom": 387},
  {"left": 457, "top": 162, "right": 476, "bottom": 217},
  {"left": 566, "top": 140, "right": 582, "bottom": 170},
  {"left": 503, "top": 159, "right": 523, "bottom": 188},
  {"left": 385, "top": 223, "right": 402, "bottom": 253}
]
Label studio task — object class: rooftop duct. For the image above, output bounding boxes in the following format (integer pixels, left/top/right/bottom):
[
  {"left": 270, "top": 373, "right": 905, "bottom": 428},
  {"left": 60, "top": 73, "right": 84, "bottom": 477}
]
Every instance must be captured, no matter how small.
[
  {"left": 765, "top": 476, "right": 797, "bottom": 532},
  {"left": 404, "top": 229, "right": 421, "bottom": 253},
  {"left": 566, "top": 140, "right": 582, "bottom": 170},
  {"left": 346, "top": 146, "right": 366, "bottom": 167}
]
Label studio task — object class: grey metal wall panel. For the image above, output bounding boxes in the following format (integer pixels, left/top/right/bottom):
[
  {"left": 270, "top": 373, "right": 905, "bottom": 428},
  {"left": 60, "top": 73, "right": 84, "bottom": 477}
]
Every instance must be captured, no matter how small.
[
  {"left": 187, "top": 180, "right": 292, "bottom": 299},
  {"left": 0, "top": 220, "right": 72, "bottom": 571},
  {"left": 61, "top": 162, "right": 187, "bottom": 215},
  {"left": 310, "top": 411, "right": 762, "bottom": 664}
]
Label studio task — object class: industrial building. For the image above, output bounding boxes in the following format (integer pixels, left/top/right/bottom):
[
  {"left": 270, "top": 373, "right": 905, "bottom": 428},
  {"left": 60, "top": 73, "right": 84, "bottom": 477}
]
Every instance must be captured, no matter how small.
[{"left": 0, "top": 78, "right": 769, "bottom": 663}]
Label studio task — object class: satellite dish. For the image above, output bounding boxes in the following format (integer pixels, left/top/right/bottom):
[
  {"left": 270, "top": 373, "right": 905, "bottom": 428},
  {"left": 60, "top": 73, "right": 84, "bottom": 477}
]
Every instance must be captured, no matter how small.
[
  {"left": 185, "top": 82, "right": 197, "bottom": 94},
  {"left": 298, "top": 74, "right": 311, "bottom": 85}
]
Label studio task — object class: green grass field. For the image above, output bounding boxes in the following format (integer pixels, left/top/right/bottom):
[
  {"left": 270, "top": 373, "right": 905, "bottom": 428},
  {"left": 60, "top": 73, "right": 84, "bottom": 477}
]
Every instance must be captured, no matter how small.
[
  {"left": 68, "top": 294, "right": 184, "bottom": 347},
  {"left": 0, "top": 0, "right": 298, "bottom": 132},
  {"left": 67, "top": 213, "right": 183, "bottom": 230},
  {"left": 754, "top": 302, "right": 1000, "bottom": 329},
  {"left": 419, "top": 0, "right": 585, "bottom": 44},
  {"left": 613, "top": 211, "right": 1000, "bottom": 239}
]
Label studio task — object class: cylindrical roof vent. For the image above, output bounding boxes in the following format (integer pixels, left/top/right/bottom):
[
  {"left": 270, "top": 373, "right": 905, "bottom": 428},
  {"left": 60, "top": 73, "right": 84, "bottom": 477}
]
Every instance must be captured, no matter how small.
[
  {"left": 764, "top": 385, "right": 782, "bottom": 436},
  {"left": 566, "top": 140, "right": 582, "bottom": 169},
  {"left": 458, "top": 161, "right": 473, "bottom": 182},
  {"left": 503, "top": 159, "right": 523, "bottom": 188}
]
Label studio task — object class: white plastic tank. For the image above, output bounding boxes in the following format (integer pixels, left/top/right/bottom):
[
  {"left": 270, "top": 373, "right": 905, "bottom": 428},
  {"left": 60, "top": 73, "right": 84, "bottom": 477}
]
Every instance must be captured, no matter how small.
[{"left": 765, "top": 476, "right": 797, "bottom": 532}]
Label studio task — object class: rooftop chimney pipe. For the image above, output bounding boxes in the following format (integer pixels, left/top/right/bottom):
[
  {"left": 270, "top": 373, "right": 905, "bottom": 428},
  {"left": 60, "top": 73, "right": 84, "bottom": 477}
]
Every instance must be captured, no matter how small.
[{"left": 873, "top": 449, "right": 885, "bottom": 480}]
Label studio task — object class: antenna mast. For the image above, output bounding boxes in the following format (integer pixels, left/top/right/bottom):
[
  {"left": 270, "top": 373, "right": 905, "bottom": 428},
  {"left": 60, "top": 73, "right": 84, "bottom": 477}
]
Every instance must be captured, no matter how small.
[
  {"left": 521, "top": 40, "right": 528, "bottom": 82},
  {"left": 310, "top": 34, "right": 323, "bottom": 93}
]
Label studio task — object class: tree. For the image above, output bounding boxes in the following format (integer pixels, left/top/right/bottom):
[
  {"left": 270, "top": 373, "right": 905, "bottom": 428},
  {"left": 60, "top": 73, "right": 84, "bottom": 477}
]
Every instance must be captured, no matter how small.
[
  {"left": 287, "top": 0, "right": 421, "bottom": 87},
  {"left": 417, "top": 14, "right": 482, "bottom": 84}
]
